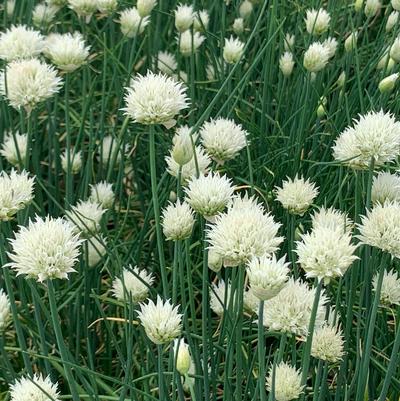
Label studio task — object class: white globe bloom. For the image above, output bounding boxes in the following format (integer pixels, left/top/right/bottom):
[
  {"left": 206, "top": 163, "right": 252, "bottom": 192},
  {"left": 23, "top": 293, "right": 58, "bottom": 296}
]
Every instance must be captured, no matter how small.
[
  {"left": 61, "top": 148, "right": 82, "bottom": 174},
  {"left": 193, "top": 10, "right": 209, "bottom": 31},
  {"left": 247, "top": 254, "right": 289, "bottom": 301},
  {"left": 67, "top": 200, "right": 105, "bottom": 235},
  {"left": 305, "top": 8, "right": 330, "bottom": 35},
  {"left": 137, "top": 0, "right": 157, "bottom": 17},
  {"left": 233, "top": 18, "right": 245, "bottom": 35},
  {"left": 332, "top": 110, "right": 400, "bottom": 169},
  {"left": 311, "top": 324, "right": 345, "bottom": 363},
  {"left": 97, "top": 0, "right": 118, "bottom": 14},
  {"left": 89, "top": 181, "right": 115, "bottom": 208},
  {"left": 185, "top": 172, "right": 235, "bottom": 220},
  {"left": 161, "top": 200, "right": 195, "bottom": 241},
  {"left": 0, "top": 58, "right": 62, "bottom": 113},
  {"left": 364, "top": 0, "right": 381, "bottom": 18},
  {"left": 44, "top": 32, "right": 90, "bottom": 72},
  {"left": 97, "top": 135, "right": 126, "bottom": 165},
  {"left": 311, "top": 206, "right": 353, "bottom": 233},
  {"left": 10, "top": 374, "right": 60, "bottom": 401},
  {"left": 296, "top": 226, "right": 358, "bottom": 283},
  {"left": 32, "top": 3, "right": 59, "bottom": 27},
  {"left": 174, "top": 338, "right": 192, "bottom": 375},
  {"left": 223, "top": 36, "right": 244, "bottom": 64},
  {"left": 371, "top": 172, "right": 400, "bottom": 205},
  {"left": 68, "top": 0, "right": 98, "bottom": 21},
  {"left": 266, "top": 362, "right": 304, "bottom": 401},
  {"left": 179, "top": 30, "right": 205, "bottom": 57},
  {"left": 239, "top": 0, "right": 253, "bottom": 19},
  {"left": 175, "top": 4, "right": 194, "bottom": 32},
  {"left": 386, "top": 11, "right": 399, "bottom": 32},
  {"left": 210, "top": 279, "right": 232, "bottom": 316},
  {"left": 0, "top": 25, "right": 45, "bottom": 62},
  {"left": 138, "top": 296, "right": 183, "bottom": 344},
  {"left": 119, "top": 7, "right": 149, "bottom": 38},
  {"left": 284, "top": 33, "right": 295, "bottom": 51},
  {"left": 275, "top": 176, "right": 318, "bottom": 215},
  {"left": 373, "top": 269, "right": 400, "bottom": 306},
  {"left": 199, "top": 117, "right": 248, "bottom": 163},
  {"left": 0, "top": 289, "right": 10, "bottom": 331},
  {"left": 207, "top": 194, "right": 283, "bottom": 267},
  {"left": 0, "top": 170, "right": 34, "bottom": 221},
  {"left": 112, "top": 266, "right": 154, "bottom": 303},
  {"left": 0, "top": 132, "right": 28, "bottom": 167},
  {"left": 279, "top": 52, "right": 294, "bottom": 77},
  {"left": 86, "top": 235, "right": 107, "bottom": 267},
  {"left": 323, "top": 37, "right": 338, "bottom": 59},
  {"left": 358, "top": 201, "right": 400, "bottom": 258},
  {"left": 7, "top": 216, "right": 83, "bottom": 282},
  {"left": 261, "top": 278, "right": 327, "bottom": 336},
  {"left": 157, "top": 51, "right": 177, "bottom": 75},
  {"left": 303, "top": 42, "right": 330, "bottom": 73},
  {"left": 166, "top": 145, "right": 211, "bottom": 182},
  {"left": 123, "top": 71, "right": 189, "bottom": 126}
]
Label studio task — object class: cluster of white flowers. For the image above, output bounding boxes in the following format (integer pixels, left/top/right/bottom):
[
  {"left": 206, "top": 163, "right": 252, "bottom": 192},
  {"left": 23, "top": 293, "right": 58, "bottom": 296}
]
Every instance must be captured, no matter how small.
[
  {"left": 67, "top": 200, "right": 105, "bottom": 236},
  {"left": 61, "top": 148, "right": 83, "bottom": 174},
  {"left": 210, "top": 279, "right": 232, "bottom": 316},
  {"left": 89, "top": 181, "right": 115, "bottom": 208},
  {"left": 10, "top": 374, "right": 60, "bottom": 401},
  {"left": 372, "top": 269, "right": 400, "bottom": 306},
  {"left": 119, "top": 7, "right": 149, "bottom": 37},
  {"left": 0, "top": 289, "right": 11, "bottom": 331},
  {"left": 223, "top": 36, "right": 244, "bottom": 64},
  {"left": 0, "top": 132, "right": 28, "bottom": 167},
  {"left": 266, "top": 362, "right": 303, "bottom": 401},
  {"left": 162, "top": 200, "right": 195, "bottom": 241},
  {"left": 305, "top": 8, "right": 331, "bottom": 36},
  {"left": 371, "top": 172, "right": 400, "bottom": 205},
  {"left": 311, "top": 324, "right": 345, "bottom": 363}
]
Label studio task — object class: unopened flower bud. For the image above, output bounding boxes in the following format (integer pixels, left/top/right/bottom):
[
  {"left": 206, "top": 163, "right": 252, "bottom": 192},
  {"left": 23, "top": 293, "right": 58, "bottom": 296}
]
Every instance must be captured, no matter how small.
[
  {"left": 379, "top": 73, "right": 399, "bottom": 93},
  {"left": 174, "top": 338, "right": 191, "bottom": 375},
  {"left": 345, "top": 32, "right": 358, "bottom": 52}
]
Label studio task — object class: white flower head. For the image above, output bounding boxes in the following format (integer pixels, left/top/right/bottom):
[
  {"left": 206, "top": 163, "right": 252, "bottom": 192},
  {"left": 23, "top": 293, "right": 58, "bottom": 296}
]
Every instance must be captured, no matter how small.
[
  {"left": 305, "top": 8, "right": 330, "bottom": 35},
  {"left": 0, "top": 289, "right": 11, "bottom": 331},
  {"left": 7, "top": 216, "right": 82, "bottom": 282},
  {"left": 175, "top": 4, "right": 194, "bottom": 32},
  {"left": 185, "top": 172, "right": 235, "bottom": 220},
  {"left": 157, "top": 51, "right": 177, "bottom": 75},
  {"left": 239, "top": 0, "right": 253, "bottom": 19},
  {"left": 223, "top": 36, "right": 244, "bottom": 64},
  {"left": 207, "top": 194, "right": 283, "bottom": 267},
  {"left": 210, "top": 279, "right": 232, "bottom": 316},
  {"left": 0, "top": 58, "right": 62, "bottom": 113},
  {"left": 97, "top": 0, "right": 118, "bottom": 14},
  {"left": 284, "top": 33, "right": 295, "bottom": 51},
  {"left": 89, "top": 181, "right": 115, "bottom": 208},
  {"left": 174, "top": 338, "right": 192, "bottom": 375},
  {"left": 279, "top": 52, "right": 294, "bottom": 77},
  {"left": 373, "top": 269, "right": 400, "bottom": 306},
  {"left": 393, "top": 0, "right": 400, "bottom": 11},
  {"left": 357, "top": 201, "right": 400, "bottom": 258},
  {"left": 311, "top": 324, "right": 345, "bottom": 363},
  {"left": 266, "top": 362, "right": 303, "bottom": 401},
  {"left": 179, "top": 30, "right": 205, "bottom": 56},
  {"left": 137, "top": 0, "right": 157, "bottom": 17},
  {"left": 311, "top": 206, "right": 353, "bottom": 233},
  {"left": 119, "top": 7, "right": 149, "bottom": 37},
  {"left": 162, "top": 199, "right": 195, "bottom": 241},
  {"left": 166, "top": 145, "right": 211, "bottom": 182},
  {"left": 246, "top": 254, "right": 289, "bottom": 301},
  {"left": 68, "top": 0, "right": 97, "bottom": 21},
  {"left": 138, "top": 296, "right": 183, "bottom": 344},
  {"left": 323, "top": 37, "right": 338, "bottom": 59},
  {"left": 199, "top": 117, "right": 248, "bottom": 163},
  {"left": 97, "top": 135, "right": 126, "bottom": 165},
  {"left": 67, "top": 200, "right": 105, "bottom": 236},
  {"left": 44, "top": 32, "right": 90, "bottom": 72},
  {"left": 332, "top": 110, "right": 400, "bottom": 169},
  {"left": 32, "top": 3, "right": 59, "bottom": 27},
  {"left": 61, "top": 148, "right": 82, "bottom": 174},
  {"left": 0, "top": 170, "right": 34, "bottom": 221},
  {"left": 243, "top": 288, "right": 259, "bottom": 313},
  {"left": 1, "top": 132, "right": 28, "bottom": 167},
  {"left": 86, "top": 235, "right": 107, "bottom": 267},
  {"left": 296, "top": 226, "right": 358, "bottom": 283},
  {"left": 365, "top": 0, "right": 381, "bottom": 18},
  {"left": 275, "top": 176, "right": 318, "bottom": 215},
  {"left": 123, "top": 71, "right": 189, "bottom": 126},
  {"left": 233, "top": 18, "right": 245, "bottom": 35},
  {"left": 0, "top": 25, "right": 45, "bottom": 62},
  {"left": 262, "top": 278, "right": 327, "bottom": 336},
  {"left": 208, "top": 248, "right": 223, "bottom": 272},
  {"left": 386, "top": 11, "right": 399, "bottom": 32},
  {"left": 10, "top": 374, "right": 60, "bottom": 401},
  {"left": 112, "top": 265, "right": 154, "bottom": 303},
  {"left": 193, "top": 10, "right": 209, "bottom": 31},
  {"left": 372, "top": 172, "right": 400, "bottom": 205},
  {"left": 303, "top": 42, "right": 330, "bottom": 73}
]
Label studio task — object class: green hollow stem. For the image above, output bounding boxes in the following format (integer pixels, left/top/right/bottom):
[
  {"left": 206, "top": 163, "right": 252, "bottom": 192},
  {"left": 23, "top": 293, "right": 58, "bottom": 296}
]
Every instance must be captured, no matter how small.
[
  {"left": 258, "top": 300, "right": 266, "bottom": 401},
  {"left": 149, "top": 126, "right": 168, "bottom": 298},
  {"left": 158, "top": 345, "right": 166, "bottom": 401},
  {"left": 47, "top": 280, "right": 80, "bottom": 401}
]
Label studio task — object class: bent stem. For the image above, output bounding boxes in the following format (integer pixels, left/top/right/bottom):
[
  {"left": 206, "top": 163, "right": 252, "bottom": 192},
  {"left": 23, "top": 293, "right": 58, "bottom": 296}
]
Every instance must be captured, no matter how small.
[{"left": 149, "top": 125, "right": 168, "bottom": 298}]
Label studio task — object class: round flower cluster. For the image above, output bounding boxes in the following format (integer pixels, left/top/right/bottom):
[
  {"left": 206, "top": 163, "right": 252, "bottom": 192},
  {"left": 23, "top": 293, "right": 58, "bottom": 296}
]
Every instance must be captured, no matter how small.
[
  {"left": 266, "top": 362, "right": 303, "bottom": 401},
  {"left": 10, "top": 374, "right": 60, "bottom": 401},
  {"left": 162, "top": 200, "right": 195, "bottom": 241},
  {"left": 311, "top": 324, "right": 345, "bottom": 363},
  {"left": 372, "top": 269, "right": 400, "bottom": 306}
]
